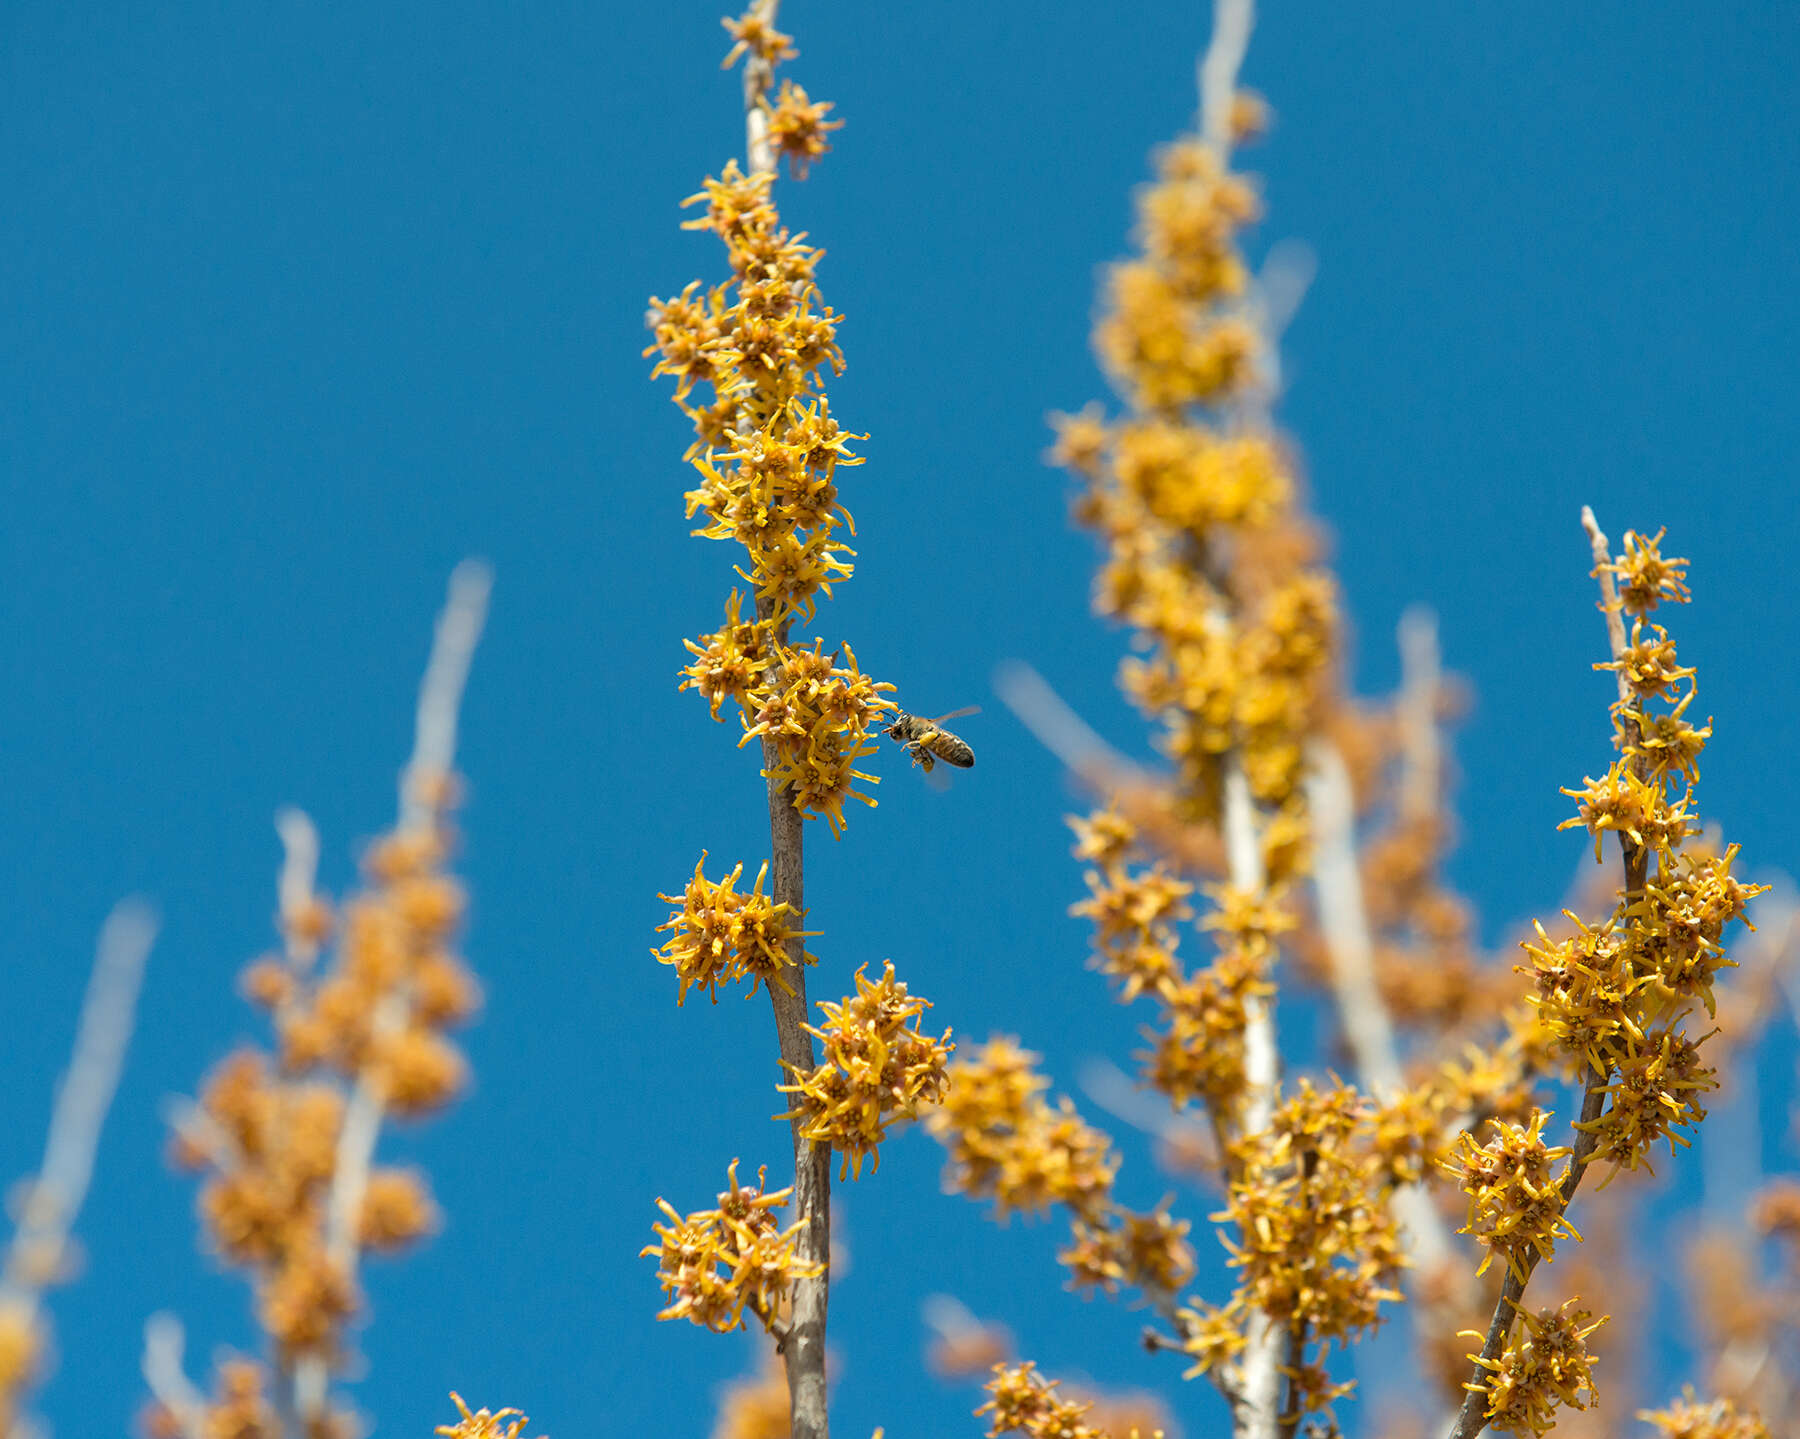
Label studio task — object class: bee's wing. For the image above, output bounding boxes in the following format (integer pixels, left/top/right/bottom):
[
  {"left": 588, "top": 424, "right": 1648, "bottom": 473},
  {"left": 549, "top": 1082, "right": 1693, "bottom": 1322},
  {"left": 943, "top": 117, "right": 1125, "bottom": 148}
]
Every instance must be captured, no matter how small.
[
  {"left": 924, "top": 763, "right": 955, "bottom": 793},
  {"left": 927, "top": 706, "right": 981, "bottom": 725}
]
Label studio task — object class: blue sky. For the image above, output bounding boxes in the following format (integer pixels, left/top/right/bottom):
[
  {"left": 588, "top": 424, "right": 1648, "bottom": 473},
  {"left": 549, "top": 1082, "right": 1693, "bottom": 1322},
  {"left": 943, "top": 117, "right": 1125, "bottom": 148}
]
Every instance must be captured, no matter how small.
[{"left": 3, "top": 2, "right": 1797, "bottom": 1436}]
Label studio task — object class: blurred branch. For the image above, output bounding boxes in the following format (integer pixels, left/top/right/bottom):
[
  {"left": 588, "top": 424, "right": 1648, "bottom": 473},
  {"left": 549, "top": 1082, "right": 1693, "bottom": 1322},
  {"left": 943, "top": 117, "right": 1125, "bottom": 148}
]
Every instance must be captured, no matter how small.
[
  {"left": 1397, "top": 607, "right": 1442, "bottom": 828},
  {"left": 993, "top": 660, "right": 1146, "bottom": 791},
  {"left": 141, "top": 1313, "right": 206, "bottom": 1439},
  {"left": 399, "top": 559, "right": 493, "bottom": 837},
  {"left": 1227, "top": 757, "right": 1283, "bottom": 1439},
  {"left": 1199, "top": 0, "right": 1254, "bottom": 152},
  {"left": 0, "top": 902, "right": 155, "bottom": 1437},
  {"left": 2, "top": 901, "right": 157, "bottom": 1311},
  {"left": 297, "top": 562, "right": 491, "bottom": 1428}
]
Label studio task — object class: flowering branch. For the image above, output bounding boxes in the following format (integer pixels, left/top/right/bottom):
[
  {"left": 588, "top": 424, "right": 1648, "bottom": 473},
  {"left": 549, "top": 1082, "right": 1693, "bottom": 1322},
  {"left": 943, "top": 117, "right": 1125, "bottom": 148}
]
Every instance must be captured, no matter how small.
[
  {"left": 321, "top": 559, "right": 492, "bottom": 1284},
  {"left": 1448, "top": 507, "right": 1751, "bottom": 1439},
  {"left": 735, "top": 8, "right": 828, "bottom": 1433},
  {"left": 284, "top": 559, "right": 490, "bottom": 1433}
]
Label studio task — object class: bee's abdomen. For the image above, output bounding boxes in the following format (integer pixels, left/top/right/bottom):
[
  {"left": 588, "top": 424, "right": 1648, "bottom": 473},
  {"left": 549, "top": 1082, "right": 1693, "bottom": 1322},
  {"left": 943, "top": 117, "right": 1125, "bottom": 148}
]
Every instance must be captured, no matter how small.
[{"left": 928, "top": 734, "right": 975, "bottom": 768}]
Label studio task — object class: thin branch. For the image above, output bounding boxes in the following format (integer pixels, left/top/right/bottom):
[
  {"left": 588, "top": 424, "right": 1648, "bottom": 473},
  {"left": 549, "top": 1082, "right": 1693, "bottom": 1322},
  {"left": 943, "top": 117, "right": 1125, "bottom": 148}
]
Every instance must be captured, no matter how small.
[
  {"left": 1305, "top": 743, "right": 1404, "bottom": 1099},
  {"left": 400, "top": 559, "right": 493, "bottom": 836},
  {"left": 1077, "top": 1056, "right": 1218, "bottom": 1181},
  {"left": 993, "top": 660, "right": 1145, "bottom": 789},
  {"left": 1277, "top": 1316, "right": 1310, "bottom": 1439},
  {"left": 1446, "top": 1075, "right": 1608, "bottom": 1439},
  {"left": 2, "top": 901, "right": 157, "bottom": 1315},
  {"left": 141, "top": 1313, "right": 207, "bottom": 1439},
  {"left": 1199, "top": 0, "right": 1255, "bottom": 152},
  {"left": 1306, "top": 741, "right": 1456, "bottom": 1290},
  {"left": 1227, "top": 756, "right": 1284, "bottom": 1439},
  {"left": 1397, "top": 607, "right": 1442, "bottom": 828},
  {"left": 326, "top": 561, "right": 492, "bottom": 1272},
  {"left": 741, "top": 0, "right": 783, "bottom": 177},
  {"left": 274, "top": 807, "right": 323, "bottom": 970}
]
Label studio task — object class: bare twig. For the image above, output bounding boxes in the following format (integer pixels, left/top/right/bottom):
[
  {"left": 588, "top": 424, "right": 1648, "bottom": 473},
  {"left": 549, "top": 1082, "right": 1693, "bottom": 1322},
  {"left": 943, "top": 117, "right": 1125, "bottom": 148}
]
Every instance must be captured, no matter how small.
[
  {"left": 274, "top": 808, "right": 323, "bottom": 969},
  {"left": 1199, "top": 0, "right": 1255, "bottom": 152},
  {"left": 141, "top": 1313, "right": 207, "bottom": 1439},
  {"left": 399, "top": 559, "right": 493, "bottom": 837},
  {"left": 741, "top": 0, "right": 783, "bottom": 177},
  {"left": 1307, "top": 740, "right": 1456, "bottom": 1289},
  {"left": 2, "top": 901, "right": 157, "bottom": 1314},
  {"left": 993, "top": 660, "right": 1145, "bottom": 789},
  {"left": 757, "top": 699, "right": 830, "bottom": 1439},
  {"left": 1306, "top": 743, "right": 1404, "bottom": 1099},
  {"left": 1397, "top": 607, "right": 1442, "bottom": 828}
]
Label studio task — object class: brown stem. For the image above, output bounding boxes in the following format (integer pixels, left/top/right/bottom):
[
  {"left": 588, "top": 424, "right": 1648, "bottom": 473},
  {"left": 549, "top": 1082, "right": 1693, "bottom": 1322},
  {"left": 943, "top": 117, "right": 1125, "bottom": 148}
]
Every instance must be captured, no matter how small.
[
  {"left": 760, "top": 704, "right": 831, "bottom": 1439},
  {"left": 1277, "top": 1317, "right": 1309, "bottom": 1439}
]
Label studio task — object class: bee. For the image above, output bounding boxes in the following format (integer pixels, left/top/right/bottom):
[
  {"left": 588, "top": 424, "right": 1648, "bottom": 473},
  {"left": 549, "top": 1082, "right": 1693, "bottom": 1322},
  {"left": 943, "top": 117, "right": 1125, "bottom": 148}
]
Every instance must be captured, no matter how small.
[{"left": 885, "top": 707, "right": 978, "bottom": 774}]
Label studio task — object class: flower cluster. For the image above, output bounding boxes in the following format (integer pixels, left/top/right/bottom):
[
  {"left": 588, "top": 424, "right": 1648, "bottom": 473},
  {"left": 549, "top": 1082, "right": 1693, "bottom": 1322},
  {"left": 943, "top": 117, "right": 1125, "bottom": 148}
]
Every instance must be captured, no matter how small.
[
  {"left": 260, "top": 820, "right": 479, "bottom": 1115},
  {"left": 737, "top": 640, "right": 894, "bottom": 836},
  {"left": 926, "top": 1039, "right": 1193, "bottom": 1300},
  {"left": 1523, "top": 528, "right": 1762, "bottom": 1174},
  {"left": 169, "top": 786, "right": 475, "bottom": 1427},
  {"left": 648, "top": 19, "right": 901, "bottom": 836},
  {"left": 0, "top": 1308, "right": 36, "bottom": 1437},
  {"left": 1049, "top": 125, "right": 1338, "bottom": 830},
  {"left": 642, "top": 1160, "right": 823, "bottom": 1334},
  {"left": 1069, "top": 808, "right": 1292, "bottom": 1122},
  {"left": 926, "top": 1039, "right": 1118, "bottom": 1222},
  {"left": 436, "top": 1392, "right": 540, "bottom": 1439},
  {"left": 711, "top": 1347, "right": 794, "bottom": 1439},
  {"left": 1444, "top": 1112, "right": 1577, "bottom": 1284},
  {"left": 140, "top": 1358, "right": 283, "bottom": 1439},
  {"left": 1463, "top": 1299, "right": 1606, "bottom": 1437},
  {"left": 654, "top": 852, "right": 818, "bottom": 1003},
  {"left": 178, "top": 1053, "right": 361, "bottom": 1351},
  {"left": 678, "top": 593, "right": 893, "bottom": 835},
  {"left": 1639, "top": 1392, "right": 1772, "bottom": 1439},
  {"left": 977, "top": 1363, "right": 1105, "bottom": 1439},
  {"left": 778, "top": 962, "right": 954, "bottom": 1178},
  {"left": 1183, "top": 1080, "right": 1404, "bottom": 1419}
]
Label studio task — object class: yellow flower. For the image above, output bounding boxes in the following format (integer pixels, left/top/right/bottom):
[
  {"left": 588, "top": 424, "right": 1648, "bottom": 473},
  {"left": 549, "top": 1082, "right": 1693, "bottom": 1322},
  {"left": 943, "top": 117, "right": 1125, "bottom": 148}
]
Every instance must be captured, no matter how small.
[
  {"left": 1445, "top": 1111, "right": 1577, "bottom": 1282},
  {"left": 653, "top": 853, "right": 818, "bottom": 1004},
  {"left": 978, "top": 1362, "right": 1105, "bottom": 1439},
  {"left": 719, "top": 8, "right": 795, "bottom": 71},
  {"left": 1603, "top": 527, "right": 1691, "bottom": 615},
  {"left": 779, "top": 962, "right": 953, "bottom": 1178},
  {"left": 764, "top": 79, "right": 842, "bottom": 180},
  {"left": 926, "top": 1038, "right": 1118, "bottom": 1221},
  {"left": 1639, "top": 1391, "right": 1771, "bottom": 1439},
  {"left": 437, "top": 1391, "right": 540, "bottom": 1439},
  {"left": 641, "top": 1161, "right": 822, "bottom": 1334},
  {"left": 1464, "top": 1299, "right": 1607, "bottom": 1438}
]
